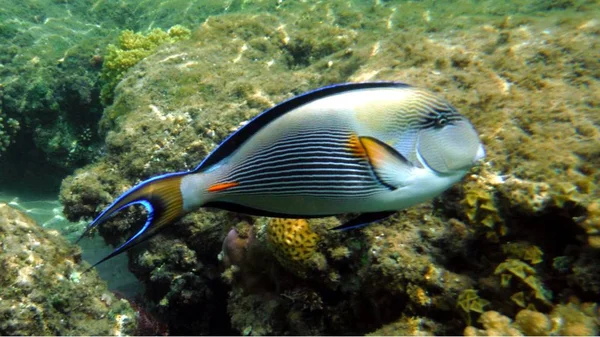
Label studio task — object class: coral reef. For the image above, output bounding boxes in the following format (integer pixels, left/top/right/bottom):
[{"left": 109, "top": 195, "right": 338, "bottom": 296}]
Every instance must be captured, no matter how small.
[
  {"left": 57, "top": 1, "right": 599, "bottom": 335},
  {"left": 0, "top": 203, "right": 136, "bottom": 335}
]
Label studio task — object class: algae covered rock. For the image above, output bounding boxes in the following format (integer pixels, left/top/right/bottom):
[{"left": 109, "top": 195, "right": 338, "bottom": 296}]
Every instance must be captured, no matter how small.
[{"left": 0, "top": 203, "right": 136, "bottom": 336}]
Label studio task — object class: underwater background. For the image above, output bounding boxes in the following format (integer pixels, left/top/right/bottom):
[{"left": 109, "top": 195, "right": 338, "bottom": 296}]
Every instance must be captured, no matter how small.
[{"left": 0, "top": 0, "right": 598, "bottom": 335}]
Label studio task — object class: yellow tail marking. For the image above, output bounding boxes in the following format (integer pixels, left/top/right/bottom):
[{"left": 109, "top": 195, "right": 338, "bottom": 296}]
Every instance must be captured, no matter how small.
[
  {"left": 133, "top": 175, "right": 185, "bottom": 228},
  {"left": 207, "top": 181, "right": 240, "bottom": 193},
  {"left": 347, "top": 134, "right": 368, "bottom": 159}
]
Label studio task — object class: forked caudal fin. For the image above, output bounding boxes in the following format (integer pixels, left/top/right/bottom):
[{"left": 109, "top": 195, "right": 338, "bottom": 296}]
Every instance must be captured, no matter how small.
[{"left": 76, "top": 172, "right": 187, "bottom": 271}]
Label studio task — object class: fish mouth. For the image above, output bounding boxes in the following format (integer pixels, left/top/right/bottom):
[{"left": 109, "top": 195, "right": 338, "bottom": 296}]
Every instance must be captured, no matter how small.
[{"left": 474, "top": 144, "right": 486, "bottom": 163}]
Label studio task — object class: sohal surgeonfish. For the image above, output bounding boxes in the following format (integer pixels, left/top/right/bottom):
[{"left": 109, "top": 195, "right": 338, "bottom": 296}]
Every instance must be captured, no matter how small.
[{"left": 77, "top": 82, "right": 485, "bottom": 269}]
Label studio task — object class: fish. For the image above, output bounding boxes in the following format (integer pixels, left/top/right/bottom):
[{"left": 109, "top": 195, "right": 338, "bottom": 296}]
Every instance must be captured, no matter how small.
[{"left": 77, "top": 82, "right": 485, "bottom": 269}]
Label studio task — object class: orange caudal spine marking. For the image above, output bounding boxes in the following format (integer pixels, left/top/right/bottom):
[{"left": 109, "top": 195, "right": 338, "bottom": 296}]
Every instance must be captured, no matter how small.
[
  {"left": 347, "top": 134, "right": 368, "bottom": 159},
  {"left": 207, "top": 181, "right": 239, "bottom": 192}
]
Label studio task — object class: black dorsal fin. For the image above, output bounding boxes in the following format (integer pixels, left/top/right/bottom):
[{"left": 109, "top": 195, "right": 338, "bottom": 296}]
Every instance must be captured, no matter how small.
[{"left": 193, "top": 82, "right": 411, "bottom": 172}]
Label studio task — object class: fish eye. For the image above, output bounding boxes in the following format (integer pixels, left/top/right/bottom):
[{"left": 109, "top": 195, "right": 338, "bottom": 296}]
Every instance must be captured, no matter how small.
[{"left": 435, "top": 116, "right": 449, "bottom": 127}]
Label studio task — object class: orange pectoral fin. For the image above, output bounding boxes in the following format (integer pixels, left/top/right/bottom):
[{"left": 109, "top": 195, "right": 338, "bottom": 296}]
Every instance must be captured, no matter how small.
[
  {"left": 359, "top": 136, "right": 414, "bottom": 189},
  {"left": 207, "top": 181, "right": 240, "bottom": 193},
  {"left": 358, "top": 136, "right": 400, "bottom": 168}
]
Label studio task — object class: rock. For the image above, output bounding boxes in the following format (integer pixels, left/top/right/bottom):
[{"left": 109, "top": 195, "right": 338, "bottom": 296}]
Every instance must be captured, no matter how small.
[{"left": 0, "top": 203, "right": 136, "bottom": 336}]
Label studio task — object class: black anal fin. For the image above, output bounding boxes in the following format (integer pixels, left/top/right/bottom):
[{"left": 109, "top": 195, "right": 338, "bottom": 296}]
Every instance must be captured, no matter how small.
[{"left": 330, "top": 211, "right": 396, "bottom": 231}]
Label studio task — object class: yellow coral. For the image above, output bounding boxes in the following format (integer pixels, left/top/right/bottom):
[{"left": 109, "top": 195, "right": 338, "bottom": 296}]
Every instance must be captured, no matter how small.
[
  {"left": 495, "top": 259, "right": 536, "bottom": 280},
  {"left": 550, "top": 182, "right": 582, "bottom": 208},
  {"left": 511, "top": 291, "right": 527, "bottom": 308},
  {"left": 266, "top": 218, "right": 319, "bottom": 266}
]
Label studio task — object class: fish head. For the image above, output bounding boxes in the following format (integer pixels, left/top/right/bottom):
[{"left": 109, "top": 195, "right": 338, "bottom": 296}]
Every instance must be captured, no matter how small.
[
  {"left": 415, "top": 109, "right": 485, "bottom": 175},
  {"left": 356, "top": 86, "right": 485, "bottom": 176}
]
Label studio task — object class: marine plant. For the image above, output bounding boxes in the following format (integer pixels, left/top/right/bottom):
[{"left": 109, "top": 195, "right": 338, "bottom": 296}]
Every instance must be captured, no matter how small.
[
  {"left": 457, "top": 289, "right": 490, "bottom": 326},
  {"left": 494, "top": 258, "right": 552, "bottom": 306},
  {"left": 502, "top": 242, "right": 543, "bottom": 265},
  {"left": 460, "top": 168, "right": 505, "bottom": 241}
]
